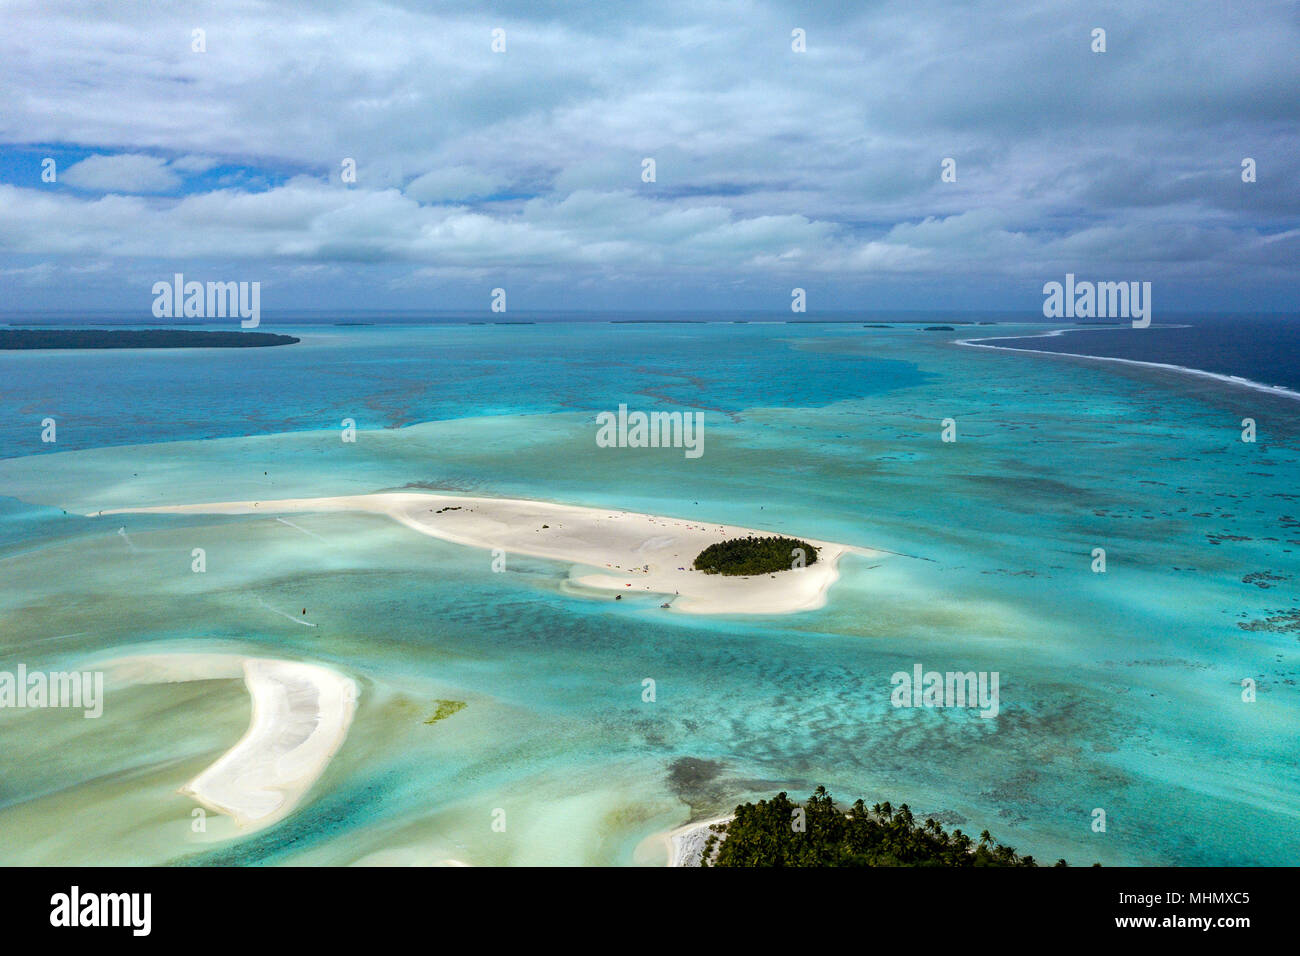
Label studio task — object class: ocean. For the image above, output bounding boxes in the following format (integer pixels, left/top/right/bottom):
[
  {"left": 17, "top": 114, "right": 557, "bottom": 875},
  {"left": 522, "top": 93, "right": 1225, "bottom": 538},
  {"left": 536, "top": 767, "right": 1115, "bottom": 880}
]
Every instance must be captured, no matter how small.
[
  {"left": 0, "top": 315, "right": 1297, "bottom": 865},
  {"left": 971, "top": 314, "right": 1300, "bottom": 394}
]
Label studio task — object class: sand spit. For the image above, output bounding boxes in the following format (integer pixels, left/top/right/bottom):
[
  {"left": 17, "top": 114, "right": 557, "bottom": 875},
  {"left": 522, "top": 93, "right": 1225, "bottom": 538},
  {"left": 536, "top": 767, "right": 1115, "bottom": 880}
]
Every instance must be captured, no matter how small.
[{"left": 103, "top": 653, "right": 358, "bottom": 830}]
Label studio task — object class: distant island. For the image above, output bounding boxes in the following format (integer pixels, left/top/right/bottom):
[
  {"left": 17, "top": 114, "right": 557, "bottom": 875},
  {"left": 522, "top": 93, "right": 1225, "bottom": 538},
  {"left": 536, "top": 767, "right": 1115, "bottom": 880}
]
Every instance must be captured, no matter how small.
[
  {"left": 0, "top": 329, "right": 299, "bottom": 349},
  {"left": 698, "top": 787, "right": 1084, "bottom": 867},
  {"left": 693, "top": 535, "right": 818, "bottom": 575}
]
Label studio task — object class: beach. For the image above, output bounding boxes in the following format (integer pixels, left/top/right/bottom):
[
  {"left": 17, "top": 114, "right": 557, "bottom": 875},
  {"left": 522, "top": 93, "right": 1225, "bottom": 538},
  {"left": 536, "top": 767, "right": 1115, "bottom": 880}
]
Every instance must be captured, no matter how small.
[
  {"left": 664, "top": 816, "right": 732, "bottom": 867},
  {"left": 104, "top": 653, "right": 359, "bottom": 831},
  {"left": 94, "top": 492, "right": 865, "bottom": 615}
]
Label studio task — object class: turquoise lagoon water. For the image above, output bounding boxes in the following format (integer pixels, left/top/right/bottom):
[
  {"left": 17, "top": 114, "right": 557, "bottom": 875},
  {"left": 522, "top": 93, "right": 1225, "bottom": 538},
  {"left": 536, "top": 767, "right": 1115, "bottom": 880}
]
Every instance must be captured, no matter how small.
[{"left": 0, "top": 320, "right": 1296, "bottom": 865}]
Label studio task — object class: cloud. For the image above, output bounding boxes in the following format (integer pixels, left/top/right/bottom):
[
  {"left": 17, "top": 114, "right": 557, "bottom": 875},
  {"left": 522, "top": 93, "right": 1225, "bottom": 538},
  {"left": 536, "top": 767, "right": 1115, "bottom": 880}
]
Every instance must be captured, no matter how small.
[
  {"left": 405, "top": 166, "right": 500, "bottom": 202},
  {"left": 59, "top": 154, "right": 182, "bottom": 193},
  {"left": 169, "top": 154, "right": 222, "bottom": 174},
  {"left": 0, "top": 262, "right": 56, "bottom": 284},
  {"left": 0, "top": 0, "right": 1296, "bottom": 309},
  {"left": 1, "top": 179, "right": 1286, "bottom": 292}
]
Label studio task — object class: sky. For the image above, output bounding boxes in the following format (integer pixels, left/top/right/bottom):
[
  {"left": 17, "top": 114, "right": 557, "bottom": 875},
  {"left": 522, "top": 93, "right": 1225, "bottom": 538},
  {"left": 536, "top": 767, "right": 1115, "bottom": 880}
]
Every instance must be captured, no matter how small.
[{"left": 0, "top": 0, "right": 1297, "bottom": 316}]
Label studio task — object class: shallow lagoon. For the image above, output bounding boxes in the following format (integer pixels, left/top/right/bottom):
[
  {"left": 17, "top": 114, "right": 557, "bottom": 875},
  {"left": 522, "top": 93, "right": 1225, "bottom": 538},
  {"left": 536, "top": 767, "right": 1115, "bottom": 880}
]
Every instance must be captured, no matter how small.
[{"left": 0, "top": 321, "right": 1296, "bottom": 865}]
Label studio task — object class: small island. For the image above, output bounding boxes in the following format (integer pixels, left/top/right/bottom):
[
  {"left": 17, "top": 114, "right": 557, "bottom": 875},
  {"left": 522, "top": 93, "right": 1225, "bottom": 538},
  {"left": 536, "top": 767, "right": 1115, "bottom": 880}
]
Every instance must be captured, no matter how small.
[
  {"left": 697, "top": 787, "right": 1084, "bottom": 867},
  {"left": 0, "top": 329, "right": 300, "bottom": 349},
  {"left": 693, "top": 535, "right": 818, "bottom": 575}
]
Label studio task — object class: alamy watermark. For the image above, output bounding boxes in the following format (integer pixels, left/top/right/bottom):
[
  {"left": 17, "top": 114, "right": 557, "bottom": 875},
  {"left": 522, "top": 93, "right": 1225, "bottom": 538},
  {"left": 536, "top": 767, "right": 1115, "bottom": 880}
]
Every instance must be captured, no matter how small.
[
  {"left": 151, "top": 273, "right": 260, "bottom": 327},
  {"left": 0, "top": 664, "right": 104, "bottom": 718},
  {"left": 595, "top": 404, "right": 704, "bottom": 459},
  {"left": 1043, "top": 273, "right": 1150, "bottom": 328},
  {"left": 50, "top": 886, "right": 150, "bottom": 936},
  {"left": 890, "top": 663, "right": 999, "bottom": 718}
]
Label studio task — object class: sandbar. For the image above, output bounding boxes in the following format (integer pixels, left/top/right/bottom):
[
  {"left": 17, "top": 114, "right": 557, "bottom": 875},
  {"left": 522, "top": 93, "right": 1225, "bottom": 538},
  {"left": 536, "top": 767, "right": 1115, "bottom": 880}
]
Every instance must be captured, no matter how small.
[
  {"left": 103, "top": 652, "right": 358, "bottom": 830},
  {"left": 94, "top": 492, "right": 869, "bottom": 614}
]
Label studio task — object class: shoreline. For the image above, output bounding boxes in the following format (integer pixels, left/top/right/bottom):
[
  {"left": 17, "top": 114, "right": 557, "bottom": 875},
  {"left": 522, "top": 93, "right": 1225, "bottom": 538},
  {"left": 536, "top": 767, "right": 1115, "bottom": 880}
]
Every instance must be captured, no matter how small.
[
  {"left": 662, "top": 815, "right": 732, "bottom": 867},
  {"left": 92, "top": 491, "right": 870, "bottom": 615},
  {"left": 955, "top": 326, "right": 1300, "bottom": 403},
  {"left": 103, "top": 652, "right": 358, "bottom": 831}
]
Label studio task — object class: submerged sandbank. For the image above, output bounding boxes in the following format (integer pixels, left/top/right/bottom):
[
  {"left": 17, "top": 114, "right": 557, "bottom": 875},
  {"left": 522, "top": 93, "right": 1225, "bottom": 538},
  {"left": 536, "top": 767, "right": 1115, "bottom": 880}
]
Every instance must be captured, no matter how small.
[
  {"left": 103, "top": 653, "right": 358, "bottom": 830},
  {"left": 94, "top": 492, "right": 869, "bottom": 614}
]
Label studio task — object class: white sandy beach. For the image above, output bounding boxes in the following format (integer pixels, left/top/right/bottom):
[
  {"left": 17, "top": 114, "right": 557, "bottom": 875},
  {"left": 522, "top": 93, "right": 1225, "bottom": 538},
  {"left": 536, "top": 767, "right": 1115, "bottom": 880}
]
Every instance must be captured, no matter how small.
[
  {"left": 94, "top": 492, "right": 868, "bottom": 614},
  {"left": 661, "top": 815, "right": 732, "bottom": 866},
  {"left": 103, "top": 653, "right": 358, "bottom": 830}
]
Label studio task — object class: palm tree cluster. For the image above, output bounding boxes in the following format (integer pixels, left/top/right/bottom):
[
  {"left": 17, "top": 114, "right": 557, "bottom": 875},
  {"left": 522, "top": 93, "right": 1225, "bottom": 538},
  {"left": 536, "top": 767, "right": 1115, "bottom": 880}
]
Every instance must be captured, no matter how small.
[
  {"left": 702, "top": 787, "right": 1075, "bottom": 867},
  {"left": 692, "top": 535, "right": 819, "bottom": 575}
]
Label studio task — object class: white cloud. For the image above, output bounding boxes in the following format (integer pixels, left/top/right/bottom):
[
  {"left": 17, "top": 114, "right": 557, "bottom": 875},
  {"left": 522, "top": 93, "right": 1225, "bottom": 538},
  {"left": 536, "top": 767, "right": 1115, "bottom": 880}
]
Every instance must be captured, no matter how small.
[
  {"left": 0, "top": 180, "right": 1282, "bottom": 290},
  {"left": 59, "top": 154, "right": 181, "bottom": 193},
  {"left": 405, "top": 166, "right": 499, "bottom": 202},
  {"left": 0, "top": 0, "right": 1296, "bottom": 307},
  {"left": 170, "top": 154, "right": 221, "bottom": 174},
  {"left": 0, "top": 262, "right": 56, "bottom": 284}
]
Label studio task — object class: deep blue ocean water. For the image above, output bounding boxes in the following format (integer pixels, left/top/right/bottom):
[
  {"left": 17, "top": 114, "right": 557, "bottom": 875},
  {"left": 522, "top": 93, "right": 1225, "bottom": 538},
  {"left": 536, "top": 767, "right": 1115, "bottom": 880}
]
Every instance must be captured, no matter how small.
[{"left": 981, "top": 315, "right": 1300, "bottom": 392}]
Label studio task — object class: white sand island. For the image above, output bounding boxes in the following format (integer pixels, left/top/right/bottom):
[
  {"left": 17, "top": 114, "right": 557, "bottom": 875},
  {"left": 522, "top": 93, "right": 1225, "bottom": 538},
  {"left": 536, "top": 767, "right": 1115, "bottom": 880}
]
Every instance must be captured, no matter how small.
[
  {"left": 94, "top": 492, "right": 868, "bottom": 615},
  {"left": 103, "top": 653, "right": 358, "bottom": 831}
]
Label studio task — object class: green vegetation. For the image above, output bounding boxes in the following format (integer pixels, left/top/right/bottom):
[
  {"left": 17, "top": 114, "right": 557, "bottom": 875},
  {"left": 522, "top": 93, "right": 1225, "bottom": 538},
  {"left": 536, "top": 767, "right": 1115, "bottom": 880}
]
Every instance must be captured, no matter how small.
[
  {"left": 423, "top": 699, "right": 467, "bottom": 724},
  {"left": 701, "top": 787, "right": 1079, "bottom": 867},
  {"left": 692, "top": 535, "right": 818, "bottom": 576},
  {"left": 0, "top": 329, "right": 298, "bottom": 349}
]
